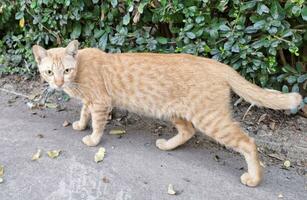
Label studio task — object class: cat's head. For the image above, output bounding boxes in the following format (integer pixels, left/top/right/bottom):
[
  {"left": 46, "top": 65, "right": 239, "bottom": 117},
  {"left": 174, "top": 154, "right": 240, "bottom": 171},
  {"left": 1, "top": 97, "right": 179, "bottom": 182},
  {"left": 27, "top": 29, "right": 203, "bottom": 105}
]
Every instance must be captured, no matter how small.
[{"left": 32, "top": 40, "right": 79, "bottom": 90}]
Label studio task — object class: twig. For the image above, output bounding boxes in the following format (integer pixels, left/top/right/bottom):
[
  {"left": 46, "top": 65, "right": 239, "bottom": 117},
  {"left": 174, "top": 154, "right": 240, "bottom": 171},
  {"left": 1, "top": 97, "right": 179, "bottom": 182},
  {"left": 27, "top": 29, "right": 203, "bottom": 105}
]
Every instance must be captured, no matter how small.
[
  {"left": 293, "top": 24, "right": 307, "bottom": 29},
  {"left": 242, "top": 103, "right": 255, "bottom": 120},
  {"left": 273, "top": 35, "right": 291, "bottom": 44},
  {"left": 234, "top": 97, "right": 243, "bottom": 106},
  {"left": 278, "top": 49, "right": 287, "bottom": 66},
  {"left": 0, "top": 88, "right": 30, "bottom": 99}
]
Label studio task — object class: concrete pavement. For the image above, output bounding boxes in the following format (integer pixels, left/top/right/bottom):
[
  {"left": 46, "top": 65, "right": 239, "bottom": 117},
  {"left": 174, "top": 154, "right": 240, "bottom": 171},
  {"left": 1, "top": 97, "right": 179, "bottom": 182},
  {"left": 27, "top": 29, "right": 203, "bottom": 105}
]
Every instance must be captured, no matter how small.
[{"left": 0, "top": 91, "right": 306, "bottom": 200}]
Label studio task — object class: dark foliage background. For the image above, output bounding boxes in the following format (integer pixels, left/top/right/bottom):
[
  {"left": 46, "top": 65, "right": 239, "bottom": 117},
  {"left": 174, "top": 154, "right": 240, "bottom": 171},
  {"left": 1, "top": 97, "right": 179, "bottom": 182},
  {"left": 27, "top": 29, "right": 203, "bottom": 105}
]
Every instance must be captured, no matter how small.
[{"left": 0, "top": 0, "right": 306, "bottom": 105}]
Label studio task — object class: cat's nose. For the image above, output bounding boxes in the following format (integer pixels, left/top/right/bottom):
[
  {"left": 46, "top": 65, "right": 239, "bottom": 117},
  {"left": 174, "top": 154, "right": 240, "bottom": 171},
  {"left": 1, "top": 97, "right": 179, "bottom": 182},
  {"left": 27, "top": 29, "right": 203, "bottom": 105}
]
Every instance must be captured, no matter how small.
[{"left": 54, "top": 78, "right": 64, "bottom": 88}]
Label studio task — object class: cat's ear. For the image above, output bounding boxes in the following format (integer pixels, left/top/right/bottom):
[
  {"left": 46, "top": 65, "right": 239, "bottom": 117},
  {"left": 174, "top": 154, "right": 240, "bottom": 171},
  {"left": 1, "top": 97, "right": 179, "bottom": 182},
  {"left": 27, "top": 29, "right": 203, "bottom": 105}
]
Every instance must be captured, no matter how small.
[
  {"left": 66, "top": 40, "right": 79, "bottom": 57},
  {"left": 32, "top": 45, "right": 47, "bottom": 64}
]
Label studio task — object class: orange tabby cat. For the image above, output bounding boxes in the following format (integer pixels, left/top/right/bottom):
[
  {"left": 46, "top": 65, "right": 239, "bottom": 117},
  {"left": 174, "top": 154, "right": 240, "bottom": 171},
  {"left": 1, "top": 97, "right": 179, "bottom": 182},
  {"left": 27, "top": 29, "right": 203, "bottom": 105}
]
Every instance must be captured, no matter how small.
[{"left": 32, "top": 40, "right": 302, "bottom": 187}]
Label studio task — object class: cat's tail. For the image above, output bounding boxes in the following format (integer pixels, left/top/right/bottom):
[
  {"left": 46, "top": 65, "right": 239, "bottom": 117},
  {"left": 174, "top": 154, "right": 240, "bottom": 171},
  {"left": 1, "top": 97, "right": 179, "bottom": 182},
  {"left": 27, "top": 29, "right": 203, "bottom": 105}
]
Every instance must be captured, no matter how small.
[{"left": 223, "top": 66, "right": 302, "bottom": 110}]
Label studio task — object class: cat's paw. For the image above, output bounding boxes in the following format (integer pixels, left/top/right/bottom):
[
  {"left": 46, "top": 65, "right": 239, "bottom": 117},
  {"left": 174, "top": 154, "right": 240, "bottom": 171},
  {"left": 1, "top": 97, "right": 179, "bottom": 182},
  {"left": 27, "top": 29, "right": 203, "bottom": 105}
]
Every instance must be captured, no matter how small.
[
  {"left": 156, "top": 139, "right": 170, "bottom": 151},
  {"left": 240, "top": 172, "right": 261, "bottom": 187},
  {"left": 82, "top": 135, "right": 100, "bottom": 147},
  {"left": 72, "top": 121, "right": 86, "bottom": 131}
]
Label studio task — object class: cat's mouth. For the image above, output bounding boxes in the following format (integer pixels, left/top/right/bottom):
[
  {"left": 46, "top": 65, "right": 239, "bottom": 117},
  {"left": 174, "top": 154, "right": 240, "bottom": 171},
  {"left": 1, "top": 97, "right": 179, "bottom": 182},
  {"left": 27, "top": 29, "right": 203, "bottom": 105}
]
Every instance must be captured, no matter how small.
[{"left": 50, "top": 83, "right": 65, "bottom": 91}]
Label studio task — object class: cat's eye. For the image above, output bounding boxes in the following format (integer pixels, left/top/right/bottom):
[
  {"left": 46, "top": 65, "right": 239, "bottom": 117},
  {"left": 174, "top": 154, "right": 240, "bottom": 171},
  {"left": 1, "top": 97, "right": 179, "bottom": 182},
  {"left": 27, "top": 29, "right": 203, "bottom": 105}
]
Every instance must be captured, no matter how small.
[
  {"left": 46, "top": 70, "right": 53, "bottom": 76},
  {"left": 64, "top": 68, "right": 72, "bottom": 74}
]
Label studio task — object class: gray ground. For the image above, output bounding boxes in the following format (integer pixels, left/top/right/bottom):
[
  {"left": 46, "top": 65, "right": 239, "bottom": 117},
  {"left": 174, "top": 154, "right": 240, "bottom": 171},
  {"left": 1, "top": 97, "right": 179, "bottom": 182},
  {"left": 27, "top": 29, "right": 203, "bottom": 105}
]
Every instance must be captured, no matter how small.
[{"left": 0, "top": 87, "right": 306, "bottom": 200}]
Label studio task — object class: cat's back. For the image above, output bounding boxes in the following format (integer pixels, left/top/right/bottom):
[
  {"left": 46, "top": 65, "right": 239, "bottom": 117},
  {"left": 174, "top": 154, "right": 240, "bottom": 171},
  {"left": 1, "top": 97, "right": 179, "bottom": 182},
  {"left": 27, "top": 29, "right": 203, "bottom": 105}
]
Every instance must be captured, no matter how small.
[
  {"left": 107, "top": 52, "right": 226, "bottom": 82},
  {"left": 77, "top": 48, "right": 106, "bottom": 62}
]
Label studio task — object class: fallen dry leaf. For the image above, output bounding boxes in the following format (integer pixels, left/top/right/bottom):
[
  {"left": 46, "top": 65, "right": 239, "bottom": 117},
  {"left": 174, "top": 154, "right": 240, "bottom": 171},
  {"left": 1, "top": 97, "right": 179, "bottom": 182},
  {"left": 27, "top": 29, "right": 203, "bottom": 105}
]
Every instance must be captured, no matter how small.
[
  {"left": 257, "top": 114, "right": 267, "bottom": 124},
  {"left": 62, "top": 120, "right": 70, "bottom": 127},
  {"left": 260, "top": 161, "right": 266, "bottom": 168},
  {"left": 109, "top": 129, "right": 126, "bottom": 135},
  {"left": 167, "top": 184, "right": 176, "bottom": 195},
  {"left": 45, "top": 103, "right": 58, "bottom": 109},
  {"left": 278, "top": 193, "right": 283, "bottom": 198},
  {"left": 47, "top": 150, "right": 61, "bottom": 159},
  {"left": 269, "top": 121, "right": 276, "bottom": 130},
  {"left": 0, "top": 164, "right": 3, "bottom": 177},
  {"left": 26, "top": 102, "right": 39, "bottom": 109},
  {"left": 283, "top": 160, "right": 291, "bottom": 168},
  {"left": 95, "top": 147, "right": 106, "bottom": 163},
  {"left": 0, "top": 164, "right": 4, "bottom": 184},
  {"left": 102, "top": 176, "right": 110, "bottom": 183},
  {"left": 37, "top": 134, "right": 44, "bottom": 138},
  {"left": 32, "top": 149, "right": 42, "bottom": 161}
]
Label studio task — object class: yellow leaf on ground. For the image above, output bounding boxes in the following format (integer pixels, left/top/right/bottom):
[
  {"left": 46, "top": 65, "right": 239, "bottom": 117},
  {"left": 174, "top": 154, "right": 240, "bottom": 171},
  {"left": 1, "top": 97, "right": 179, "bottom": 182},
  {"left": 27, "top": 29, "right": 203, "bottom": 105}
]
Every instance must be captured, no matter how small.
[
  {"left": 19, "top": 18, "right": 25, "bottom": 28},
  {"left": 94, "top": 147, "right": 106, "bottom": 163},
  {"left": 32, "top": 149, "right": 42, "bottom": 161},
  {"left": 109, "top": 129, "right": 126, "bottom": 135},
  {"left": 0, "top": 165, "right": 4, "bottom": 177},
  {"left": 283, "top": 160, "right": 291, "bottom": 168},
  {"left": 47, "top": 150, "right": 61, "bottom": 159},
  {"left": 45, "top": 103, "right": 58, "bottom": 109},
  {"left": 62, "top": 120, "right": 70, "bottom": 127}
]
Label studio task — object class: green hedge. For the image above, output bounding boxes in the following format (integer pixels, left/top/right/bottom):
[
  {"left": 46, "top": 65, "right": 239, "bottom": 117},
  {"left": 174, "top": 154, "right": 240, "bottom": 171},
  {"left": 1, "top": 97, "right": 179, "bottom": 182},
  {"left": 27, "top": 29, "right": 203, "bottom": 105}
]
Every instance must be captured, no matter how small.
[{"left": 0, "top": 0, "right": 306, "bottom": 101}]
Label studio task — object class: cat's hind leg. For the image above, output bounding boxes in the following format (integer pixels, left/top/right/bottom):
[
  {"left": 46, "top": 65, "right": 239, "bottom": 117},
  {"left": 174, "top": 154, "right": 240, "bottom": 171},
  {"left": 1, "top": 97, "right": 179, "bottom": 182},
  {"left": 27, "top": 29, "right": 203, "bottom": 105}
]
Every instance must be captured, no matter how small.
[
  {"left": 73, "top": 103, "right": 90, "bottom": 131},
  {"left": 156, "top": 118, "right": 195, "bottom": 151},
  {"left": 82, "top": 103, "right": 111, "bottom": 147},
  {"left": 192, "top": 109, "right": 263, "bottom": 187}
]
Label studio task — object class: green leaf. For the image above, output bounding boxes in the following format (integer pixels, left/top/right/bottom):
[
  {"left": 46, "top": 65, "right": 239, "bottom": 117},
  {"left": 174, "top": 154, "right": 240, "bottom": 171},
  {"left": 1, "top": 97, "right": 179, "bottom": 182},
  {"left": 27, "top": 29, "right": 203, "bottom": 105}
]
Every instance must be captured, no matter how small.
[
  {"left": 111, "top": 0, "right": 118, "bottom": 8},
  {"left": 282, "top": 85, "right": 289, "bottom": 93},
  {"left": 15, "top": 11, "right": 24, "bottom": 20},
  {"left": 297, "top": 74, "right": 307, "bottom": 83},
  {"left": 123, "top": 13, "right": 130, "bottom": 25},
  {"left": 282, "top": 65, "right": 298, "bottom": 74},
  {"left": 271, "top": 1, "right": 284, "bottom": 20},
  {"left": 240, "top": 1, "right": 256, "bottom": 11},
  {"left": 186, "top": 32, "right": 196, "bottom": 39},
  {"left": 183, "top": 24, "right": 193, "bottom": 31},
  {"left": 291, "top": 83, "right": 299, "bottom": 93},
  {"left": 219, "top": 24, "right": 231, "bottom": 31},
  {"left": 217, "top": 0, "right": 229, "bottom": 12},
  {"left": 277, "top": 74, "right": 287, "bottom": 82},
  {"left": 257, "top": 4, "right": 270, "bottom": 15},
  {"left": 253, "top": 20, "right": 265, "bottom": 30},
  {"left": 98, "top": 33, "right": 108, "bottom": 50},
  {"left": 71, "top": 23, "right": 81, "bottom": 39},
  {"left": 287, "top": 75, "right": 297, "bottom": 84},
  {"left": 231, "top": 43, "right": 240, "bottom": 53},
  {"left": 195, "top": 16, "right": 204, "bottom": 24},
  {"left": 94, "top": 29, "right": 104, "bottom": 38},
  {"left": 292, "top": 6, "right": 301, "bottom": 16},
  {"left": 281, "top": 30, "right": 293, "bottom": 38},
  {"left": 245, "top": 26, "right": 258, "bottom": 33},
  {"left": 296, "top": 62, "right": 303, "bottom": 73},
  {"left": 156, "top": 37, "right": 168, "bottom": 44},
  {"left": 138, "top": 2, "right": 147, "bottom": 14},
  {"left": 302, "top": 6, "right": 307, "bottom": 21}
]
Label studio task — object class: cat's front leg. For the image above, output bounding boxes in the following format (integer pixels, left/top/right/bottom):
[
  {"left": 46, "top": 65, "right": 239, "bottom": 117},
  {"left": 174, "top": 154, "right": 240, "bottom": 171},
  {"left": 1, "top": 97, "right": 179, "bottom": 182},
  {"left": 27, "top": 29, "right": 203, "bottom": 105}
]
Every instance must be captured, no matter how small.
[
  {"left": 82, "top": 104, "right": 111, "bottom": 147},
  {"left": 73, "top": 103, "right": 90, "bottom": 131}
]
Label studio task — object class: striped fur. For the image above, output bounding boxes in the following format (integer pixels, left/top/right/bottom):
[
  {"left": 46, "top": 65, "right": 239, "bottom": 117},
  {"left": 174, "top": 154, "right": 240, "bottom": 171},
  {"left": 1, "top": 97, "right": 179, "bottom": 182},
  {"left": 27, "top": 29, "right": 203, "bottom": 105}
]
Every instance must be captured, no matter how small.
[{"left": 33, "top": 40, "right": 302, "bottom": 187}]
